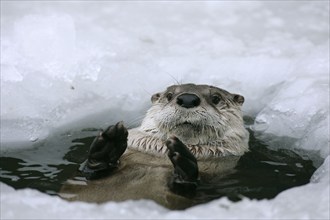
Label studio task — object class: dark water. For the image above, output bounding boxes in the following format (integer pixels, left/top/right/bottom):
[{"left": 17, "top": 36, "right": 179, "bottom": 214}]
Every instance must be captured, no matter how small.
[
  {"left": 194, "top": 129, "right": 316, "bottom": 203},
  {"left": 0, "top": 128, "right": 317, "bottom": 207}
]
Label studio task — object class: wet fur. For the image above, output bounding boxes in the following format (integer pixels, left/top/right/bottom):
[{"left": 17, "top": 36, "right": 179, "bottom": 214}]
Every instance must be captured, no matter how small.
[
  {"left": 129, "top": 84, "right": 249, "bottom": 157},
  {"left": 60, "top": 83, "right": 249, "bottom": 210}
]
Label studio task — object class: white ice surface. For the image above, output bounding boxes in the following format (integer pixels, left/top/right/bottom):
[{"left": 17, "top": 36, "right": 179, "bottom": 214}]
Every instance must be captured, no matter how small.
[{"left": 1, "top": 1, "right": 329, "bottom": 219}]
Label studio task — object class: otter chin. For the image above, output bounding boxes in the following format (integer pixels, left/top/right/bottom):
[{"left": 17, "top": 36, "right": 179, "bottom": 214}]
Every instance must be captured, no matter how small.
[{"left": 59, "top": 83, "right": 249, "bottom": 210}]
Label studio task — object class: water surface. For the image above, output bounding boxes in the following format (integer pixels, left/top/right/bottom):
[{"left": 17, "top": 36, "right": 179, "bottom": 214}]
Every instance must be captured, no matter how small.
[{"left": 0, "top": 128, "right": 317, "bottom": 208}]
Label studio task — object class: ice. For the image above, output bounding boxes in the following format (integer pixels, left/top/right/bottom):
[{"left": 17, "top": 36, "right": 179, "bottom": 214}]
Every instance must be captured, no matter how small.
[
  {"left": 1, "top": 1, "right": 329, "bottom": 219},
  {"left": 252, "top": 47, "right": 329, "bottom": 160}
]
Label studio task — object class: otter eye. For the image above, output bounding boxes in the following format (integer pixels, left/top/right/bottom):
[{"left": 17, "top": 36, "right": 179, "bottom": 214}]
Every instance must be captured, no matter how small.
[
  {"left": 166, "top": 93, "right": 173, "bottom": 101},
  {"left": 211, "top": 95, "right": 221, "bottom": 105}
]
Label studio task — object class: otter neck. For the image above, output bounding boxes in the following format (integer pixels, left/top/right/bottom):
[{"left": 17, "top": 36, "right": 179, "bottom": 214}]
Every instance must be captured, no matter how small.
[{"left": 127, "top": 128, "right": 245, "bottom": 159}]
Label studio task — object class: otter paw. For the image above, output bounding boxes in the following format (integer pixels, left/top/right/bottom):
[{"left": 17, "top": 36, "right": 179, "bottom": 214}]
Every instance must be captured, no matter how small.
[
  {"left": 166, "top": 136, "right": 199, "bottom": 194},
  {"left": 82, "top": 121, "right": 128, "bottom": 179}
]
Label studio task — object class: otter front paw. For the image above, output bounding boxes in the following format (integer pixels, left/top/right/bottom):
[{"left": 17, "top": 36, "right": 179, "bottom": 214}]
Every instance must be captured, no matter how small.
[
  {"left": 166, "top": 136, "right": 199, "bottom": 195},
  {"left": 82, "top": 121, "right": 128, "bottom": 179}
]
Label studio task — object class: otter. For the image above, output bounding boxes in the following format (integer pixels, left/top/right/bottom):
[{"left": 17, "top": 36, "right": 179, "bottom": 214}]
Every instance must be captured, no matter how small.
[{"left": 59, "top": 83, "right": 249, "bottom": 210}]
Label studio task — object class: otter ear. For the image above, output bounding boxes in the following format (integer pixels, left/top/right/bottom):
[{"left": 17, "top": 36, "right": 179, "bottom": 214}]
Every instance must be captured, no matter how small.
[
  {"left": 151, "top": 93, "right": 161, "bottom": 103},
  {"left": 233, "top": 94, "right": 244, "bottom": 105}
]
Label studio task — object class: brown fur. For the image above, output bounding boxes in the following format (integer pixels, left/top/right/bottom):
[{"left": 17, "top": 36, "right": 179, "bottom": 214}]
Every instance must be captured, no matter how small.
[{"left": 59, "top": 84, "right": 248, "bottom": 210}]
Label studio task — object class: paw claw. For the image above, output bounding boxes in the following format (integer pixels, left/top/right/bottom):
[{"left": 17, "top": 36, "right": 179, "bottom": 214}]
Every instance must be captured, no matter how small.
[{"left": 116, "top": 121, "right": 125, "bottom": 129}]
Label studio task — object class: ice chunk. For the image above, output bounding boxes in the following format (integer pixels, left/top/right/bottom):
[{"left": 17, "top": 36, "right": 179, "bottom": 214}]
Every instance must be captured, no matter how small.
[
  {"left": 311, "top": 156, "right": 330, "bottom": 184},
  {"left": 13, "top": 14, "right": 77, "bottom": 80},
  {"left": 252, "top": 46, "right": 329, "bottom": 159}
]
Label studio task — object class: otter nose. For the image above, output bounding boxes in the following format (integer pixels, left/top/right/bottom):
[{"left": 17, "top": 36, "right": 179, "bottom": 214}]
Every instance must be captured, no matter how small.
[{"left": 176, "top": 94, "right": 201, "bottom": 108}]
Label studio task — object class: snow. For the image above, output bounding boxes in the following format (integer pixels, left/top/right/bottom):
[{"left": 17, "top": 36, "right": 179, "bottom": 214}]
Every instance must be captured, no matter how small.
[{"left": 1, "top": 1, "right": 329, "bottom": 219}]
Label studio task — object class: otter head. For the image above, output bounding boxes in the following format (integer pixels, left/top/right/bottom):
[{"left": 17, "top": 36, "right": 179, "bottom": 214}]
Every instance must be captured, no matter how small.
[{"left": 140, "top": 83, "right": 247, "bottom": 147}]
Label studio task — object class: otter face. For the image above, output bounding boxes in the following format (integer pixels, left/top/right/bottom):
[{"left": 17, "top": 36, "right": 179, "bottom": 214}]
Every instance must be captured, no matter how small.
[{"left": 141, "top": 84, "right": 246, "bottom": 145}]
